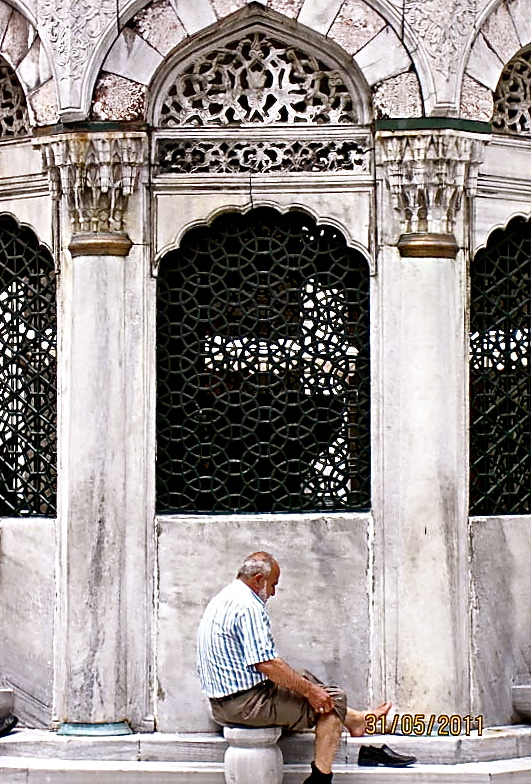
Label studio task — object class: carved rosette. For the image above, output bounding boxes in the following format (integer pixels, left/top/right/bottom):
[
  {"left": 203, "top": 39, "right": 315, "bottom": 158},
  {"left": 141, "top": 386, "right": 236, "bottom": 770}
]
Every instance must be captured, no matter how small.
[
  {"left": 40, "top": 133, "right": 147, "bottom": 243},
  {"left": 377, "top": 130, "right": 486, "bottom": 241}
]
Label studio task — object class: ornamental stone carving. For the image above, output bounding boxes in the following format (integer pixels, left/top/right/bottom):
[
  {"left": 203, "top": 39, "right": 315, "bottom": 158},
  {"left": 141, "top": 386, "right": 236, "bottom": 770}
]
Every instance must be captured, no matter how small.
[
  {"left": 156, "top": 137, "right": 370, "bottom": 174},
  {"left": 37, "top": 0, "right": 116, "bottom": 111},
  {"left": 158, "top": 32, "right": 358, "bottom": 126},
  {"left": 493, "top": 49, "right": 531, "bottom": 135},
  {"left": 40, "top": 133, "right": 147, "bottom": 236},
  {"left": 378, "top": 130, "right": 486, "bottom": 236},
  {"left": 405, "top": 0, "right": 476, "bottom": 79}
]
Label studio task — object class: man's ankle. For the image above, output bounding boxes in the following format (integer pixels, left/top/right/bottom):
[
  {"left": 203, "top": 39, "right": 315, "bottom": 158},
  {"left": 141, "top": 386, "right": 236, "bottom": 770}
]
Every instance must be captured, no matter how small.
[{"left": 303, "top": 761, "right": 333, "bottom": 783}]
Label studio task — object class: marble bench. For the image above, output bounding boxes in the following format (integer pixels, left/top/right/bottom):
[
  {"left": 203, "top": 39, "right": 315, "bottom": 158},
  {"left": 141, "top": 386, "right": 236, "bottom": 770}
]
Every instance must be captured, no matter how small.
[{"left": 223, "top": 726, "right": 283, "bottom": 784}]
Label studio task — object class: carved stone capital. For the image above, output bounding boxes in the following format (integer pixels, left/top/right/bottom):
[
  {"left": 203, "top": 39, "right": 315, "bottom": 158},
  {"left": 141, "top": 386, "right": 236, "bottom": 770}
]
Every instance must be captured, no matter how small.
[
  {"left": 377, "top": 129, "right": 487, "bottom": 237},
  {"left": 39, "top": 132, "right": 148, "bottom": 237}
]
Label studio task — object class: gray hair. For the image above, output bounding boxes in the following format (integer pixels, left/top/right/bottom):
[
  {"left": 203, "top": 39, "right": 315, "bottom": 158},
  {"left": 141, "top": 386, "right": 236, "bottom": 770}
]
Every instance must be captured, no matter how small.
[{"left": 237, "top": 552, "right": 275, "bottom": 580}]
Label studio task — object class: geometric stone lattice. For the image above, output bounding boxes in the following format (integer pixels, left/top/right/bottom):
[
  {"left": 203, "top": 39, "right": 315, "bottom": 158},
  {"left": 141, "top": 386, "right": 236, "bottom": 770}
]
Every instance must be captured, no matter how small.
[
  {"left": 492, "top": 48, "right": 531, "bottom": 135},
  {"left": 0, "top": 58, "right": 30, "bottom": 137},
  {"left": 0, "top": 215, "right": 56, "bottom": 516},
  {"left": 157, "top": 208, "right": 370, "bottom": 514},
  {"left": 470, "top": 216, "right": 531, "bottom": 514},
  {"left": 156, "top": 138, "right": 370, "bottom": 174},
  {"left": 158, "top": 32, "right": 358, "bottom": 126}
]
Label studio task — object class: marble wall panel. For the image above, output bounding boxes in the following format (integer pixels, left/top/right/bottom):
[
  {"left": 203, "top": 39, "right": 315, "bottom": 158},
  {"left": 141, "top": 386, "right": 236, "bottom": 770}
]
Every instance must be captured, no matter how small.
[
  {"left": 354, "top": 26, "right": 411, "bottom": 86},
  {"left": 327, "top": 0, "right": 386, "bottom": 56},
  {"left": 130, "top": 0, "right": 187, "bottom": 57},
  {"left": 298, "top": 0, "right": 344, "bottom": 34},
  {"left": 171, "top": 0, "right": 217, "bottom": 34},
  {"left": 507, "top": 0, "right": 531, "bottom": 48},
  {"left": 482, "top": 1, "right": 521, "bottom": 64},
  {"left": 467, "top": 33, "right": 505, "bottom": 90},
  {"left": 102, "top": 29, "right": 163, "bottom": 86},
  {"left": 156, "top": 513, "right": 371, "bottom": 731},
  {"left": 0, "top": 519, "right": 55, "bottom": 727},
  {"left": 470, "top": 516, "right": 531, "bottom": 725}
]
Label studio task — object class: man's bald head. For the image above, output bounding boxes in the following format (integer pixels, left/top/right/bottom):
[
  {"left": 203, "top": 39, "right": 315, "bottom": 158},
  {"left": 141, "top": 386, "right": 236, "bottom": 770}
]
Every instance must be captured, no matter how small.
[
  {"left": 237, "top": 552, "right": 280, "bottom": 603},
  {"left": 237, "top": 551, "right": 278, "bottom": 580}
]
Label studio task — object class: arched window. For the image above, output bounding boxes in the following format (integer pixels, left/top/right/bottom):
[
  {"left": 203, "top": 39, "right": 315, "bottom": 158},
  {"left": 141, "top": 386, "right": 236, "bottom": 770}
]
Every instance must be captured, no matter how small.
[
  {"left": 157, "top": 208, "right": 370, "bottom": 514},
  {"left": 492, "top": 46, "right": 531, "bottom": 135},
  {"left": 0, "top": 215, "right": 56, "bottom": 516},
  {"left": 470, "top": 216, "right": 531, "bottom": 514}
]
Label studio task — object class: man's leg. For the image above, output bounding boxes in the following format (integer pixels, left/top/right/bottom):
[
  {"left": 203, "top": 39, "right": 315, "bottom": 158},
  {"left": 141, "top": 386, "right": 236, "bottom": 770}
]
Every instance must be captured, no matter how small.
[{"left": 314, "top": 711, "right": 343, "bottom": 774}]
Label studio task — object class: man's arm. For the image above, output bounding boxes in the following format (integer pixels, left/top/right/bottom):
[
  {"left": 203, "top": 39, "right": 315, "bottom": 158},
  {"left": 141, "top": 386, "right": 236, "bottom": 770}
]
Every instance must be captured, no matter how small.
[{"left": 256, "top": 658, "right": 334, "bottom": 713}]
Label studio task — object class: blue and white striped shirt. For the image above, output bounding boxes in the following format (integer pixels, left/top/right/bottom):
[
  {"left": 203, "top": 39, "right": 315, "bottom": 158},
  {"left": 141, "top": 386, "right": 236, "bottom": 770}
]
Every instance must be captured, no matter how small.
[{"left": 197, "top": 579, "right": 279, "bottom": 698}]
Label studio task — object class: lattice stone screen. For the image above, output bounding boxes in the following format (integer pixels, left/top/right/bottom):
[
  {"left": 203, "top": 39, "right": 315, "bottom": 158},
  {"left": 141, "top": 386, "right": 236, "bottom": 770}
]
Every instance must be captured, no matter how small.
[
  {"left": 157, "top": 208, "right": 370, "bottom": 514},
  {"left": 470, "top": 216, "right": 531, "bottom": 515},
  {"left": 158, "top": 32, "right": 358, "bottom": 126},
  {"left": 0, "top": 215, "right": 56, "bottom": 516},
  {"left": 493, "top": 47, "right": 531, "bottom": 134},
  {"left": 0, "top": 57, "right": 30, "bottom": 137}
]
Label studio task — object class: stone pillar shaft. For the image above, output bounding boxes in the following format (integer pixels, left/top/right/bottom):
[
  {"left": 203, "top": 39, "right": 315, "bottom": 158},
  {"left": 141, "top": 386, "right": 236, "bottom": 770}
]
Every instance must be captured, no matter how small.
[
  {"left": 40, "top": 132, "right": 149, "bottom": 731},
  {"left": 375, "top": 129, "right": 488, "bottom": 715}
]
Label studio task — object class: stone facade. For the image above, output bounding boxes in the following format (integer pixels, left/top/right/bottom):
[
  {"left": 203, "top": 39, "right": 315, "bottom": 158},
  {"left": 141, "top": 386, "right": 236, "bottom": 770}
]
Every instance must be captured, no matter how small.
[{"left": 0, "top": 0, "right": 530, "bottom": 737}]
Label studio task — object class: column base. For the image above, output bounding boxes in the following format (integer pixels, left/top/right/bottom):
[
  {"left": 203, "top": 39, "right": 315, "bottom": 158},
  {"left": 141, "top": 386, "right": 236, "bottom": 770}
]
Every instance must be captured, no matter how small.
[{"left": 57, "top": 721, "right": 133, "bottom": 736}]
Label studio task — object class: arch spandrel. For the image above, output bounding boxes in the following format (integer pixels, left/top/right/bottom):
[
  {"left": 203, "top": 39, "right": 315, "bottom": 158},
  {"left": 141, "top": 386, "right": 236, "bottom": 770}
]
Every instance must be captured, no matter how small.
[{"left": 87, "top": 0, "right": 423, "bottom": 123}]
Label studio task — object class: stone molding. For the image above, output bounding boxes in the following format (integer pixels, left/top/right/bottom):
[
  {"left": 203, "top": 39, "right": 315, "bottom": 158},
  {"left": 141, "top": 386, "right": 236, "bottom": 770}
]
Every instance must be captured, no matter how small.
[
  {"left": 68, "top": 231, "right": 133, "bottom": 257},
  {"left": 377, "top": 129, "right": 487, "bottom": 236},
  {"left": 39, "top": 132, "right": 147, "bottom": 236},
  {"left": 397, "top": 232, "right": 458, "bottom": 258}
]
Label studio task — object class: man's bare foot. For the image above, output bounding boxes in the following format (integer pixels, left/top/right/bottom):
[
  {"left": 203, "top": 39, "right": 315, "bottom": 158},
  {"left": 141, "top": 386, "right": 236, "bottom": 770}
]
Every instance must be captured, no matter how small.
[{"left": 346, "top": 701, "right": 392, "bottom": 737}]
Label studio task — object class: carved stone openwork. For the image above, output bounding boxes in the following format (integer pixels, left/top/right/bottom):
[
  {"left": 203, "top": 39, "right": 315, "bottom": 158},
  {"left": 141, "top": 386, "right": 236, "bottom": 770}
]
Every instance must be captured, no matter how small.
[
  {"left": 40, "top": 133, "right": 147, "bottom": 237},
  {"left": 156, "top": 136, "right": 370, "bottom": 174},
  {"left": 157, "top": 31, "right": 358, "bottom": 127},
  {"left": 493, "top": 48, "right": 531, "bottom": 135},
  {"left": 0, "top": 58, "right": 30, "bottom": 137},
  {"left": 378, "top": 130, "right": 486, "bottom": 237}
]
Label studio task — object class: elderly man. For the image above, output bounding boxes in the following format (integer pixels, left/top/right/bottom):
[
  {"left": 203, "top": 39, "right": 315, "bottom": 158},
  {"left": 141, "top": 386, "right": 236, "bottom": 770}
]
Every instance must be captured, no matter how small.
[{"left": 197, "top": 551, "right": 416, "bottom": 784}]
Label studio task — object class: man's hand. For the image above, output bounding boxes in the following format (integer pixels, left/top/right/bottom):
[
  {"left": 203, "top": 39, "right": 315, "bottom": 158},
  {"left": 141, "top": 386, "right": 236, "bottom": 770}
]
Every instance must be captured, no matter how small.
[
  {"left": 256, "top": 659, "right": 334, "bottom": 714},
  {"left": 307, "top": 684, "right": 334, "bottom": 714}
]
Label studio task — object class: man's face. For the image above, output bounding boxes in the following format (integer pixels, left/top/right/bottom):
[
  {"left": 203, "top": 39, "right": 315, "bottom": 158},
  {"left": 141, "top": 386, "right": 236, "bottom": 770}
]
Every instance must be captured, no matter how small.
[{"left": 258, "top": 562, "right": 280, "bottom": 603}]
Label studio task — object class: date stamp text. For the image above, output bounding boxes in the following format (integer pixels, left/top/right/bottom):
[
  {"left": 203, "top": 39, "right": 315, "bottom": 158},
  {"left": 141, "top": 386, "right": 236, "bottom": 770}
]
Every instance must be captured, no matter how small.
[{"left": 365, "top": 713, "right": 484, "bottom": 736}]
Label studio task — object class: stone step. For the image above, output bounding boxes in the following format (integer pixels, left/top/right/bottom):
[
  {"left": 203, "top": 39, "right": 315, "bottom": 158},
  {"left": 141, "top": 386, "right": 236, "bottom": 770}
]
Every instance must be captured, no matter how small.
[
  {"left": 2, "top": 727, "right": 531, "bottom": 765},
  {"left": 1, "top": 756, "right": 531, "bottom": 784},
  {"left": 0, "top": 688, "right": 14, "bottom": 718}
]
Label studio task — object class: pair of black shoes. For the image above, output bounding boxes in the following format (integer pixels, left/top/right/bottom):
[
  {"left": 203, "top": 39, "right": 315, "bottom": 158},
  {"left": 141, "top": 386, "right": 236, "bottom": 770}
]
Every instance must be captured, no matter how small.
[
  {"left": 358, "top": 743, "right": 417, "bottom": 767},
  {"left": 0, "top": 714, "right": 18, "bottom": 737}
]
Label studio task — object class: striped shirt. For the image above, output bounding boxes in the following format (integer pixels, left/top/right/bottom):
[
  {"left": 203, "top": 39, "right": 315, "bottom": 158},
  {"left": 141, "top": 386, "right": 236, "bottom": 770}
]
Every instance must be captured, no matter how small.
[{"left": 197, "top": 579, "right": 279, "bottom": 698}]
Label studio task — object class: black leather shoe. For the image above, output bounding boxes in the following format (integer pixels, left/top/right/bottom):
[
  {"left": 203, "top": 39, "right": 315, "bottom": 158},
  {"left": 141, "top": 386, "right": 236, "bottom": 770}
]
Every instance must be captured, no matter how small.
[
  {"left": 0, "top": 714, "right": 18, "bottom": 737},
  {"left": 358, "top": 744, "right": 417, "bottom": 767}
]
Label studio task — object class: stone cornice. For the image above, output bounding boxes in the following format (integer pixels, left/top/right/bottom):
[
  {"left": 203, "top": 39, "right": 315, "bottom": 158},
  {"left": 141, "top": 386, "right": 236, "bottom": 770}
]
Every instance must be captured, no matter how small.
[
  {"left": 38, "top": 131, "right": 148, "bottom": 236},
  {"left": 377, "top": 128, "right": 488, "bottom": 237}
]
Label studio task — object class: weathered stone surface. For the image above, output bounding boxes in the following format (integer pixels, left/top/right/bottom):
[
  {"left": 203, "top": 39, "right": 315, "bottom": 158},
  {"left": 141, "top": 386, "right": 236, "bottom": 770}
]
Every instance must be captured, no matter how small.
[
  {"left": 268, "top": 0, "right": 304, "bottom": 18},
  {"left": 372, "top": 72, "right": 423, "bottom": 119},
  {"left": 327, "top": 0, "right": 386, "bottom": 56},
  {"left": 482, "top": 1, "right": 521, "bottom": 64},
  {"left": 354, "top": 26, "right": 411, "bottom": 86},
  {"left": 467, "top": 33, "right": 505, "bottom": 90},
  {"left": 460, "top": 74, "right": 494, "bottom": 121},
  {"left": 506, "top": 0, "right": 531, "bottom": 49},
  {"left": 298, "top": 0, "right": 344, "bottom": 34},
  {"left": 2, "top": 10, "right": 33, "bottom": 69},
  {"left": 28, "top": 79, "right": 60, "bottom": 126},
  {"left": 17, "top": 39, "right": 53, "bottom": 93},
  {"left": 0, "top": 519, "right": 55, "bottom": 727},
  {"left": 156, "top": 513, "right": 370, "bottom": 731},
  {"left": 212, "top": 0, "right": 245, "bottom": 18},
  {"left": 130, "top": 0, "right": 186, "bottom": 57},
  {"left": 171, "top": 0, "right": 217, "bottom": 34},
  {"left": 470, "top": 516, "right": 531, "bottom": 725},
  {"left": 92, "top": 73, "right": 146, "bottom": 121},
  {"left": 102, "top": 28, "right": 163, "bottom": 86}
]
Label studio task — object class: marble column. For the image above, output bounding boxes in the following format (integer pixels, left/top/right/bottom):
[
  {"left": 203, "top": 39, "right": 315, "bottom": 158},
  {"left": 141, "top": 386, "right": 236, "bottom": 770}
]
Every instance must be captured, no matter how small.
[
  {"left": 40, "top": 133, "right": 152, "bottom": 733},
  {"left": 374, "top": 129, "right": 487, "bottom": 716}
]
